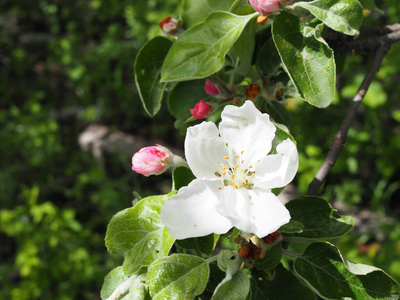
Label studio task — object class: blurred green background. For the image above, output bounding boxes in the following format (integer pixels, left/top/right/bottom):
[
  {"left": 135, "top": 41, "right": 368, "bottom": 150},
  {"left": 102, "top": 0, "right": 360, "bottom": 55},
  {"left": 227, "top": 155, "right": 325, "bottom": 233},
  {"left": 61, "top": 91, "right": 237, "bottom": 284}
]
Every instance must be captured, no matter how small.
[{"left": 1, "top": 0, "right": 399, "bottom": 299}]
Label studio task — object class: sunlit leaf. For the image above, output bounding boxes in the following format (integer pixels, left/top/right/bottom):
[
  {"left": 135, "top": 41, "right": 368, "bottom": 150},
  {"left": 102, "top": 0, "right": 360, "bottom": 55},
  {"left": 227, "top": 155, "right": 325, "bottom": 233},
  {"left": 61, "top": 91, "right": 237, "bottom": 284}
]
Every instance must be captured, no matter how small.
[
  {"left": 272, "top": 12, "right": 336, "bottom": 108},
  {"left": 147, "top": 254, "right": 209, "bottom": 300},
  {"left": 295, "top": 0, "right": 363, "bottom": 36},
  {"left": 105, "top": 193, "right": 175, "bottom": 275},
  {"left": 161, "top": 12, "right": 258, "bottom": 82}
]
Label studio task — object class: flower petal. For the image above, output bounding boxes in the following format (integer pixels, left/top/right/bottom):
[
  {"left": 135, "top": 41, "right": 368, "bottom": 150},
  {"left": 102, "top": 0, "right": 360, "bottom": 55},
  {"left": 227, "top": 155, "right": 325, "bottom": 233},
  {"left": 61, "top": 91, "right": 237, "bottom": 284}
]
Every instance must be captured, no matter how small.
[
  {"left": 219, "top": 101, "right": 276, "bottom": 166},
  {"left": 185, "top": 122, "right": 229, "bottom": 180},
  {"left": 217, "top": 187, "right": 290, "bottom": 238},
  {"left": 254, "top": 139, "right": 299, "bottom": 189},
  {"left": 160, "top": 179, "right": 232, "bottom": 239}
]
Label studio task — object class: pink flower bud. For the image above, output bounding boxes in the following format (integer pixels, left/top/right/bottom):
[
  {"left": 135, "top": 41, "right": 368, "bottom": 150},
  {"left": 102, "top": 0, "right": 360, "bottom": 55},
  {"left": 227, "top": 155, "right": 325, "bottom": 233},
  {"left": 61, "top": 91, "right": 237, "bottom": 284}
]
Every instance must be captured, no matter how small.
[
  {"left": 159, "top": 16, "right": 179, "bottom": 36},
  {"left": 190, "top": 100, "right": 212, "bottom": 119},
  {"left": 205, "top": 79, "right": 220, "bottom": 96},
  {"left": 132, "top": 145, "right": 170, "bottom": 176},
  {"left": 248, "top": 0, "right": 280, "bottom": 15}
]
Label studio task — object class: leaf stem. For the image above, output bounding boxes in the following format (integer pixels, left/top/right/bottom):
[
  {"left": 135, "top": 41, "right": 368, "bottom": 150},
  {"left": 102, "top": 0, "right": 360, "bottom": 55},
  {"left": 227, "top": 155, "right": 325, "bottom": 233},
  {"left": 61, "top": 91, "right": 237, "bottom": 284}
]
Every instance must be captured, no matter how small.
[{"left": 282, "top": 249, "right": 300, "bottom": 258}]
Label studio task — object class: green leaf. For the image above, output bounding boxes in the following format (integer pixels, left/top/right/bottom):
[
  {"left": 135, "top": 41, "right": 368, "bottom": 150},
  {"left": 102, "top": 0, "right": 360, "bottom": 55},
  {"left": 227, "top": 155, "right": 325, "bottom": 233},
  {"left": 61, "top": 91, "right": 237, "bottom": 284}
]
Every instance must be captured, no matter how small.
[
  {"left": 198, "top": 263, "right": 226, "bottom": 299},
  {"left": 212, "top": 251, "right": 249, "bottom": 299},
  {"left": 294, "top": 242, "right": 400, "bottom": 299},
  {"left": 232, "top": 18, "right": 257, "bottom": 76},
  {"left": 134, "top": 36, "right": 172, "bottom": 117},
  {"left": 105, "top": 193, "right": 175, "bottom": 275},
  {"left": 172, "top": 166, "right": 196, "bottom": 190},
  {"left": 100, "top": 267, "right": 150, "bottom": 300},
  {"left": 161, "top": 12, "right": 258, "bottom": 82},
  {"left": 147, "top": 254, "right": 209, "bottom": 300},
  {"left": 253, "top": 243, "right": 282, "bottom": 271},
  {"left": 279, "top": 220, "right": 304, "bottom": 234},
  {"left": 212, "top": 269, "right": 250, "bottom": 300},
  {"left": 284, "top": 196, "right": 353, "bottom": 241},
  {"left": 295, "top": 0, "right": 363, "bottom": 36},
  {"left": 167, "top": 79, "right": 209, "bottom": 120},
  {"left": 250, "top": 264, "right": 316, "bottom": 300},
  {"left": 263, "top": 100, "right": 293, "bottom": 127},
  {"left": 182, "top": 0, "right": 237, "bottom": 28},
  {"left": 175, "top": 233, "right": 219, "bottom": 256},
  {"left": 272, "top": 12, "right": 336, "bottom": 108},
  {"left": 257, "top": 37, "right": 281, "bottom": 75}
]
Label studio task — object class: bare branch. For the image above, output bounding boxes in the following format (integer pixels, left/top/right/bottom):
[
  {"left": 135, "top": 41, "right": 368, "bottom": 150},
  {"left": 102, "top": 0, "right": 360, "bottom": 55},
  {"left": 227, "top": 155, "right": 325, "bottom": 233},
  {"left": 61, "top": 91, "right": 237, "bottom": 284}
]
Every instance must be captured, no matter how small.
[
  {"left": 327, "top": 23, "right": 400, "bottom": 55},
  {"left": 307, "top": 43, "right": 392, "bottom": 195}
]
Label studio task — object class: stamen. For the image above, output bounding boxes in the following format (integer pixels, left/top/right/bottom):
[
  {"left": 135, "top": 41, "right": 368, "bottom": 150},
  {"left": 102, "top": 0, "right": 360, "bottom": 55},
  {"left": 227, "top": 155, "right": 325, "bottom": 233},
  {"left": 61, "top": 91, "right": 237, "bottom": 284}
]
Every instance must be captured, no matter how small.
[
  {"left": 241, "top": 150, "right": 244, "bottom": 154},
  {"left": 223, "top": 156, "right": 229, "bottom": 160},
  {"left": 144, "top": 162, "right": 149, "bottom": 165},
  {"left": 234, "top": 154, "right": 239, "bottom": 158}
]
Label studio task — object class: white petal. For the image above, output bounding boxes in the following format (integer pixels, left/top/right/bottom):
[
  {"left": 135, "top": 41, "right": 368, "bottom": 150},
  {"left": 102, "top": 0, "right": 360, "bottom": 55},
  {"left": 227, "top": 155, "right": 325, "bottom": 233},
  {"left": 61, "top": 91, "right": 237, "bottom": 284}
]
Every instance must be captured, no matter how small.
[
  {"left": 254, "top": 139, "right": 299, "bottom": 189},
  {"left": 160, "top": 179, "right": 232, "bottom": 239},
  {"left": 219, "top": 101, "right": 276, "bottom": 167},
  {"left": 185, "top": 122, "right": 229, "bottom": 180},
  {"left": 217, "top": 187, "right": 290, "bottom": 238}
]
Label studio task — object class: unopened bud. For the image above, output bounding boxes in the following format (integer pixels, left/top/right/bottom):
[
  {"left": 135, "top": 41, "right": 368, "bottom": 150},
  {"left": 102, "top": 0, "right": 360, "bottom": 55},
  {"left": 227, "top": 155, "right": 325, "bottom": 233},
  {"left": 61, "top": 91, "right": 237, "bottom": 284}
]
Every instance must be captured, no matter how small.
[
  {"left": 159, "top": 16, "right": 179, "bottom": 36},
  {"left": 204, "top": 79, "right": 220, "bottom": 96},
  {"left": 248, "top": 0, "right": 280, "bottom": 15},
  {"left": 132, "top": 145, "right": 185, "bottom": 176},
  {"left": 190, "top": 100, "right": 212, "bottom": 119}
]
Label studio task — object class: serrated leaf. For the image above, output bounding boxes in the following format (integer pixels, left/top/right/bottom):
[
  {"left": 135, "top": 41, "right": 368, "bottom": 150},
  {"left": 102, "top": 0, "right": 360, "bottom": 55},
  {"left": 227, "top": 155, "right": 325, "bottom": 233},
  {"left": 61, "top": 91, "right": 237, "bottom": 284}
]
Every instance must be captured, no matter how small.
[
  {"left": 250, "top": 264, "right": 316, "bottom": 300},
  {"left": 105, "top": 193, "right": 175, "bottom": 275},
  {"left": 272, "top": 12, "right": 336, "bottom": 108},
  {"left": 167, "top": 79, "right": 209, "bottom": 120},
  {"left": 134, "top": 36, "right": 172, "bottom": 117},
  {"left": 284, "top": 196, "right": 353, "bottom": 241},
  {"left": 253, "top": 243, "right": 282, "bottom": 271},
  {"left": 161, "top": 11, "right": 258, "bottom": 82},
  {"left": 101, "top": 267, "right": 150, "bottom": 300},
  {"left": 295, "top": 0, "right": 363, "bottom": 36},
  {"left": 147, "top": 254, "right": 209, "bottom": 300},
  {"left": 295, "top": 242, "right": 400, "bottom": 299}
]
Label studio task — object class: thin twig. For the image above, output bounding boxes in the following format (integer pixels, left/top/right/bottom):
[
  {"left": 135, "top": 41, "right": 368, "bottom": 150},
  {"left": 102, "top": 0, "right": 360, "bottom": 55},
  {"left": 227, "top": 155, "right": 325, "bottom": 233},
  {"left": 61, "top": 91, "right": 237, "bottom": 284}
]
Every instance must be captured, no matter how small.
[
  {"left": 307, "top": 43, "right": 392, "bottom": 195},
  {"left": 327, "top": 24, "right": 400, "bottom": 55}
]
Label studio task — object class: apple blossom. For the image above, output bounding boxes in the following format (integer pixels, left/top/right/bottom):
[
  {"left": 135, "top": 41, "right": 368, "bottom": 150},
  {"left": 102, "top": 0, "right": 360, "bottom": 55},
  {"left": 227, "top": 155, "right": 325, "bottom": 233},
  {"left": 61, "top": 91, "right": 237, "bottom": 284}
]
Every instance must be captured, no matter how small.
[
  {"left": 205, "top": 79, "right": 220, "bottom": 96},
  {"left": 249, "top": 0, "right": 280, "bottom": 15},
  {"left": 190, "top": 100, "right": 212, "bottom": 119},
  {"left": 161, "top": 101, "right": 298, "bottom": 239},
  {"left": 158, "top": 16, "right": 179, "bottom": 36},
  {"left": 132, "top": 145, "right": 185, "bottom": 177}
]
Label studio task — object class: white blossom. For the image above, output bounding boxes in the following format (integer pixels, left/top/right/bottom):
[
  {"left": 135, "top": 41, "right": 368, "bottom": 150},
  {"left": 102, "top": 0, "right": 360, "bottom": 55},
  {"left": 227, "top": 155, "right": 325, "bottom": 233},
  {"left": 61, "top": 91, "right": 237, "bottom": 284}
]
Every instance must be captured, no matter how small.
[{"left": 161, "top": 101, "right": 298, "bottom": 239}]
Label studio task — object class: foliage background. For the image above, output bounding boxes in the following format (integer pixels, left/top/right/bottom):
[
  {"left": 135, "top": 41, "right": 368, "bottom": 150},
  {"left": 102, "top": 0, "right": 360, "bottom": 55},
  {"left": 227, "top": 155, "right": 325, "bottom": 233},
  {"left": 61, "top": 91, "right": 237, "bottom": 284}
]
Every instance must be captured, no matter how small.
[{"left": 0, "top": 0, "right": 399, "bottom": 299}]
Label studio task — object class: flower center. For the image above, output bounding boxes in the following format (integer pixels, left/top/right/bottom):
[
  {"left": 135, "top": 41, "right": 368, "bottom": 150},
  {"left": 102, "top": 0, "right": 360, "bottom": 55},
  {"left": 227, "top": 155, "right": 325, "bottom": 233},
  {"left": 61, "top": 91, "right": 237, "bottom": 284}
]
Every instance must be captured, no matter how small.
[{"left": 215, "top": 150, "right": 255, "bottom": 189}]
